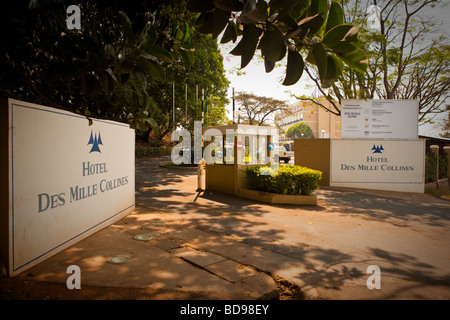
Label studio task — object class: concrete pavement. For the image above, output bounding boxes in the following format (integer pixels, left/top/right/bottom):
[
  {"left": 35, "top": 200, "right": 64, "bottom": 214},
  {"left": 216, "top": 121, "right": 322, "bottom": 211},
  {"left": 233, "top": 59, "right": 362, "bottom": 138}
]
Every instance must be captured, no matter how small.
[{"left": 6, "top": 156, "right": 450, "bottom": 300}]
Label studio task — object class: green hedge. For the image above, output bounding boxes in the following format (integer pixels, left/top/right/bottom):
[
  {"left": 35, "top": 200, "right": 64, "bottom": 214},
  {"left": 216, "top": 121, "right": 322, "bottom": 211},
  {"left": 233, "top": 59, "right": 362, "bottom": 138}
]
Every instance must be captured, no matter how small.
[
  {"left": 245, "top": 165, "right": 322, "bottom": 195},
  {"left": 135, "top": 146, "right": 173, "bottom": 157}
]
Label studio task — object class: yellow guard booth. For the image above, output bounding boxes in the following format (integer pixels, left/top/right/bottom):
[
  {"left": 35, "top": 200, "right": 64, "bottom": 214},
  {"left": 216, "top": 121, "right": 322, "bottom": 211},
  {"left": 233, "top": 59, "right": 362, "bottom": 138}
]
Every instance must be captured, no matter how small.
[{"left": 203, "top": 124, "right": 277, "bottom": 196}]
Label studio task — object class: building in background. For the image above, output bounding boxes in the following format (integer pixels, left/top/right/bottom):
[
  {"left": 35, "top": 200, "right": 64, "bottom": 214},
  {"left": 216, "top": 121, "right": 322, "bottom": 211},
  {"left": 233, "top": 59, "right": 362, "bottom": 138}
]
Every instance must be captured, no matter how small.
[{"left": 276, "top": 97, "right": 341, "bottom": 140}]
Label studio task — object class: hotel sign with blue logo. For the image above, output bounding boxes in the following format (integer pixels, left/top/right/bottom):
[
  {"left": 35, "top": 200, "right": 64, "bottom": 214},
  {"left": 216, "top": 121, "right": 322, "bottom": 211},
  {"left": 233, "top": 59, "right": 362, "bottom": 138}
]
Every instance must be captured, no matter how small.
[
  {"left": 1, "top": 98, "right": 135, "bottom": 276},
  {"left": 330, "top": 139, "right": 425, "bottom": 192}
]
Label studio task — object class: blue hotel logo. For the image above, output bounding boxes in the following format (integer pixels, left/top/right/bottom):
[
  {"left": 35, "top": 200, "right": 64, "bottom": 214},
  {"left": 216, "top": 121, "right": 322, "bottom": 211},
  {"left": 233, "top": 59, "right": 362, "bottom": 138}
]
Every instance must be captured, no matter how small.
[
  {"left": 88, "top": 130, "right": 103, "bottom": 153},
  {"left": 371, "top": 144, "right": 384, "bottom": 154}
]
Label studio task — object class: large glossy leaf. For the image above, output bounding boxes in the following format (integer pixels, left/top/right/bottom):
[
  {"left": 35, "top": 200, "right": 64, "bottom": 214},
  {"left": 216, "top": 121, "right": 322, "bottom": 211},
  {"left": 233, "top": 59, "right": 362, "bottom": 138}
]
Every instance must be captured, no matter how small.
[
  {"left": 141, "top": 59, "right": 165, "bottom": 81},
  {"left": 134, "top": 71, "right": 147, "bottom": 89},
  {"left": 325, "top": 1, "right": 344, "bottom": 34},
  {"left": 297, "top": 14, "right": 324, "bottom": 37},
  {"left": 182, "top": 24, "right": 191, "bottom": 42},
  {"left": 240, "top": 0, "right": 268, "bottom": 23},
  {"left": 263, "top": 29, "right": 286, "bottom": 63},
  {"left": 283, "top": 49, "right": 304, "bottom": 86},
  {"left": 144, "top": 46, "right": 173, "bottom": 64},
  {"left": 118, "top": 11, "right": 135, "bottom": 46},
  {"left": 220, "top": 21, "right": 238, "bottom": 43},
  {"left": 309, "top": 0, "right": 328, "bottom": 17},
  {"left": 230, "top": 24, "right": 262, "bottom": 68},
  {"left": 323, "top": 24, "right": 357, "bottom": 42},
  {"left": 326, "top": 40, "right": 361, "bottom": 54},
  {"left": 145, "top": 117, "right": 159, "bottom": 133},
  {"left": 322, "top": 24, "right": 361, "bottom": 54},
  {"left": 196, "top": 8, "right": 230, "bottom": 38},
  {"left": 213, "top": 8, "right": 231, "bottom": 38},
  {"left": 196, "top": 11, "right": 214, "bottom": 34},
  {"left": 115, "top": 58, "right": 135, "bottom": 74},
  {"left": 213, "top": 0, "right": 243, "bottom": 11},
  {"left": 312, "top": 43, "right": 328, "bottom": 82},
  {"left": 336, "top": 49, "right": 368, "bottom": 73},
  {"left": 321, "top": 55, "right": 343, "bottom": 88},
  {"left": 179, "top": 48, "right": 195, "bottom": 67}
]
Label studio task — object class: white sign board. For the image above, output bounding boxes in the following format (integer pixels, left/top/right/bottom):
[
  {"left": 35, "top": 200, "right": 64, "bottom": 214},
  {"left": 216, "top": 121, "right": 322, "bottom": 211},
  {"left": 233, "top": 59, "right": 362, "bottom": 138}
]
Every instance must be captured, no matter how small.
[
  {"left": 3, "top": 99, "right": 135, "bottom": 276},
  {"left": 330, "top": 139, "right": 425, "bottom": 193},
  {"left": 341, "top": 99, "right": 418, "bottom": 139}
]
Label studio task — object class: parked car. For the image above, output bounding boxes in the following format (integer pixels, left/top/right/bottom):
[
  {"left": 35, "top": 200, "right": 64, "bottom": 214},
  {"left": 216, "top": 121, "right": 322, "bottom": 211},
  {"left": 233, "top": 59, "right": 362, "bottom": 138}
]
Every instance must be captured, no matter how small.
[{"left": 274, "top": 146, "right": 291, "bottom": 163}]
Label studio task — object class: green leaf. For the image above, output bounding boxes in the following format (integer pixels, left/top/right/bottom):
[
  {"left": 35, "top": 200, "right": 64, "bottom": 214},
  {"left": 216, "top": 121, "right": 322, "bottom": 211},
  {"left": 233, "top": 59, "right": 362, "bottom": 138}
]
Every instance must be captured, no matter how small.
[
  {"left": 230, "top": 24, "right": 262, "bottom": 69},
  {"left": 119, "top": 11, "right": 135, "bottom": 46},
  {"left": 145, "top": 118, "right": 159, "bottom": 133},
  {"left": 263, "top": 29, "right": 286, "bottom": 64},
  {"left": 322, "top": 24, "right": 361, "bottom": 54},
  {"left": 336, "top": 49, "right": 368, "bottom": 73},
  {"left": 325, "top": 1, "right": 344, "bottom": 34},
  {"left": 321, "top": 55, "right": 343, "bottom": 88},
  {"left": 323, "top": 24, "right": 360, "bottom": 43},
  {"left": 240, "top": 0, "right": 268, "bottom": 23},
  {"left": 103, "top": 44, "right": 116, "bottom": 60},
  {"left": 309, "top": 0, "right": 328, "bottom": 17},
  {"left": 220, "top": 21, "right": 238, "bottom": 43},
  {"left": 144, "top": 46, "right": 173, "bottom": 64},
  {"left": 182, "top": 24, "right": 191, "bottom": 42},
  {"left": 138, "top": 21, "right": 153, "bottom": 44},
  {"left": 179, "top": 48, "right": 195, "bottom": 67},
  {"left": 175, "top": 29, "right": 185, "bottom": 41},
  {"left": 326, "top": 40, "right": 361, "bottom": 54},
  {"left": 312, "top": 43, "right": 328, "bottom": 82},
  {"left": 213, "top": 8, "right": 231, "bottom": 38},
  {"left": 196, "top": 11, "right": 214, "bottom": 34},
  {"left": 283, "top": 49, "right": 304, "bottom": 86},
  {"left": 297, "top": 14, "right": 324, "bottom": 38},
  {"left": 134, "top": 71, "right": 147, "bottom": 89},
  {"left": 142, "top": 59, "right": 165, "bottom": 81},
  {"left": 115, "top": 58, "right": 135, "bottom": 74}
]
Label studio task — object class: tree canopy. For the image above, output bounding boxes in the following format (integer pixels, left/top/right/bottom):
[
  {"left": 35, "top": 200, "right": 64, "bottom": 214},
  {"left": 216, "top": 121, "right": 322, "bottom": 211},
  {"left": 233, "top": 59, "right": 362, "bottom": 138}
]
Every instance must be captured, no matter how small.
[
  {"left": 0, "top": 0, "right": 230, "bottom": 141},
  {"left": 286, "top": 122, "right": 315, "bottom": 139},
  {"left": 234, "top": 91, "right": 290, "bottom": 125}
]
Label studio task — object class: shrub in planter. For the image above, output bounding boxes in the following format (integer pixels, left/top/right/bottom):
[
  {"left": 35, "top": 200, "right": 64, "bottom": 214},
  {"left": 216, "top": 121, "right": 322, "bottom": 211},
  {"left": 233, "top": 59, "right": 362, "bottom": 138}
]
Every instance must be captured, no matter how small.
[{"left": 245, "top": 165, "right": 322, "bottom": 195}]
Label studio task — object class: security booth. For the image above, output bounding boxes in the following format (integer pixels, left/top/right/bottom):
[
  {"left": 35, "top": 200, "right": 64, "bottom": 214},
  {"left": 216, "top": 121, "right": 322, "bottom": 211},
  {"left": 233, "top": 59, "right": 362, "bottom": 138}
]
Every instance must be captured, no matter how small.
[{"left": 202, "top": 124, "right": 279, "bottom": 196}]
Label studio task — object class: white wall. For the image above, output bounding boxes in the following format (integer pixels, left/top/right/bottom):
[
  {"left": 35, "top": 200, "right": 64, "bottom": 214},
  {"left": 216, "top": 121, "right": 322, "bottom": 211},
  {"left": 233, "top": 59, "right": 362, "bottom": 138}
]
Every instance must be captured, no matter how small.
[
  {"left": 330, "top": 139, "right": 425, "bottom": 193},
  {"left": 4, "top": 99, "right": 135, "bottom": 276}
]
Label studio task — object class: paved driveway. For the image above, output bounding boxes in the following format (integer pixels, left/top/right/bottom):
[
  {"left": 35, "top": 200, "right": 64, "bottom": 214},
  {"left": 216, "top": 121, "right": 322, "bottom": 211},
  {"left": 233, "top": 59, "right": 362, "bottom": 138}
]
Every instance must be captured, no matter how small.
[{"left": 136, "top": 156, "right": 450, "bottom": 299}]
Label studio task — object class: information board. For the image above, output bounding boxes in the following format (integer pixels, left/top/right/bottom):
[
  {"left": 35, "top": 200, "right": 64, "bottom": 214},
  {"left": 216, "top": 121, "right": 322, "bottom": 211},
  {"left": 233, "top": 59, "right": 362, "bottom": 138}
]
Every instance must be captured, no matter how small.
[{"left": 341, "top": 99, "right": 418, "bottom": 139}]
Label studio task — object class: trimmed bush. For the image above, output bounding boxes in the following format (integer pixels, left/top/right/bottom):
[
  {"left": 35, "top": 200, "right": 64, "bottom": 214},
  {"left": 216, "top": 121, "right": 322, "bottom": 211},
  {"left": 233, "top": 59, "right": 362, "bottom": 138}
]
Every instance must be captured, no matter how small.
[
  {"left": 245, "top": 165, "right": 322, "bottom": 195},
  {"left": 135, "top": 146, "right": 173, "bottom": 157}
]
